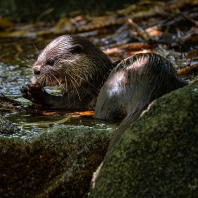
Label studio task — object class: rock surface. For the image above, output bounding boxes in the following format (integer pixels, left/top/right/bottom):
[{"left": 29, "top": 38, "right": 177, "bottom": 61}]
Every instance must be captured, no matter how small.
[
  {"left": 0, "top": 122, "right": 113, "bottom": 197},
  {"left": 0, "top": 115, "right": 20, "bottom": 134},
  {"left": 89, "top": 82, "right": 198, "bottom": 198}
]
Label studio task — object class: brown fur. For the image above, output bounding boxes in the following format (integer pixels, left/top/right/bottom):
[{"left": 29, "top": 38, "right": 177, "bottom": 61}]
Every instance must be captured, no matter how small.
[
  {"left": 21, "top": 35, "right": 114, "bottom": 109},
  {"left": 93, "top": 53, "right": 187, "bottom": 150}
]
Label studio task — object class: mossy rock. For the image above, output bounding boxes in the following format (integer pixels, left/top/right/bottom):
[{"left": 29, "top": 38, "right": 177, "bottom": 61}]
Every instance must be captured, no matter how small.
[
  {"left": 0, "top": 123, "right": 113, "bottom": 197},
  {"left": 89, "top": 82, "right": 198, "bottom": 198}
]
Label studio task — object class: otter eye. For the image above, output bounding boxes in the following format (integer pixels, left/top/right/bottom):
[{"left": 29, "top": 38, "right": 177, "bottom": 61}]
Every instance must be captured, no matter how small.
[{"left": 46, "top": 59, "right": 54, "bottom": 66}]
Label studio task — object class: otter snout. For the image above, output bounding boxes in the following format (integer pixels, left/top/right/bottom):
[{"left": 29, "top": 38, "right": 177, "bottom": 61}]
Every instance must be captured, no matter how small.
[{"left": 33, "top": 65, "right": 41, "bottom": 75}]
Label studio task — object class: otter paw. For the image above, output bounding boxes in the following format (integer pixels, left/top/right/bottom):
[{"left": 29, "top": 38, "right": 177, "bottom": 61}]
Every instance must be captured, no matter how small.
[
  {"left": 20, "top": 84, "right": 30, "bottom": 99},
  {"left": 20, "top": 83, "right": 46, "bottom": 104}
]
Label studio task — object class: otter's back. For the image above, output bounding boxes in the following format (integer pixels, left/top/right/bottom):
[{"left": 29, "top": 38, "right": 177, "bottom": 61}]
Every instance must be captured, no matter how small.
[{"left": 94, "top": 53, "right": 187, "bottom": 120}]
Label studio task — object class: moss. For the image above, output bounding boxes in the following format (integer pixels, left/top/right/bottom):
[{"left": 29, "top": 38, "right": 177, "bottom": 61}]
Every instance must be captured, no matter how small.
[
  {"left": 90, "top": 82, "right": 198, "bottom": 198},
  {"left": 0, "top": 124, "right": 113, "bottom": 197}
]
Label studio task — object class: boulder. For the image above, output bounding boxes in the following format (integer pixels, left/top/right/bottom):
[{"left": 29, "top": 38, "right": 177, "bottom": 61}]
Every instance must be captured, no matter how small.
[
  {"left": 89, "top": 82, "right": 198, "bottom": 198},
  {"left": 0, "top": 121, "right": 113, "bottom": 197}
]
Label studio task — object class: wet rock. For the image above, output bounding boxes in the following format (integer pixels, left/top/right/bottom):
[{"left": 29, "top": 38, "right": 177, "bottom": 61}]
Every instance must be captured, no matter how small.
[
  {"left": 0, "top": 115, "right": 20, "bottom": 134},
  {"left": 0, "top": 123, "right": 113, "bottom": 197},
  {"left": 89, "top": 82, "right": 198, "bottom": 198}
]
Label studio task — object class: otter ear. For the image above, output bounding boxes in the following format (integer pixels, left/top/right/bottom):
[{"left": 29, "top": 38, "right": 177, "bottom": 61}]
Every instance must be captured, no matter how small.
[{"left": 70, "top": 44, "right": 83, "bottom": 54}]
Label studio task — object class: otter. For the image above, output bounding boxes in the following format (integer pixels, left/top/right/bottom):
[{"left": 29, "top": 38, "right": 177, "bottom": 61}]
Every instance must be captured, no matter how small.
[
  {"left": 94, "top": 53, "right": 187, "bottom": 120},
  {"left": 93, "top": 53, "right": 187, "bottom": 150},
  {"left": 21, "top": 35, "right": 116, "bottom": 110},
  {"left": 21, "top": 35, "right": 187, "bottom": 149}
]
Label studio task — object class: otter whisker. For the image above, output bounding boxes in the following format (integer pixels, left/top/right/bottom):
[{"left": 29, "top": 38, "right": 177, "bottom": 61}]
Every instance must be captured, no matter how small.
[
  {"left": 32, "top": 43, "right": 39, "bottom": 53},
  {"left": 66, "top": 72, "right": 81, "bottom": 101},
  {"left": 64, "top": 74, "right": 72, "bottom": 106},
  {"left": 36, "top": 74, "right": 46, "bottom": 86},
  {"left": 74, "top": 73, "right": 97, "bottom": 90},
  {"left": 49, "top": 72, "right": 59, "bottom": 84},
  {"left": 41, "top": 75, "right": 47, "bottom": 87},
  {"left": 48, "top": 74, "right": 55, "bottom": 86},
  {"left": 42, "top": 75, "right": 48, "bottom": 87},
  {"left": 45, "top": 75, "right": 50, "bottom": 87},
  {"left": 62, "top": 66, "right": 98, "bottom": 96},
  {"left": 67, "top": 76, "right": 80, "bottom": 104},
  {"left": 64, "top": 74, "right": 68, "bottom": 92},
  {"left": 51, "top": 72, "right": 63, "bottom": 87},
  {"left": 57, "top": 64, "right": 97, "bottom": 97},
  {"left": 23, "top": 57, "right": 35, "bottom": 68},
  {"left": 71, "top": 74, "right": 96, "bottom": 97}
]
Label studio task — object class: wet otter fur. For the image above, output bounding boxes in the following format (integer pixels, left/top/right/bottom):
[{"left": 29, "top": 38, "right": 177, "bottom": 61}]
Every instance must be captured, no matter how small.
[
  {"left": 93, "top": 53, "right": 187, "bottom": 150},
  {"left": 21, "top": 35, "right": 115, "bottom": 110}
]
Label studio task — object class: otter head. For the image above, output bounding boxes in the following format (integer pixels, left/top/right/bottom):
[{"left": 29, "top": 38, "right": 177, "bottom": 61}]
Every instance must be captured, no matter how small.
[{"left": 31, "top": 35, "right": 112, "bottom": 93}]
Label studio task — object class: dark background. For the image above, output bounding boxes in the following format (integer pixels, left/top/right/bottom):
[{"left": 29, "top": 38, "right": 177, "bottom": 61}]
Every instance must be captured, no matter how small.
[{"left": 0, "top": 0, "right": 164, "bottom": 22}]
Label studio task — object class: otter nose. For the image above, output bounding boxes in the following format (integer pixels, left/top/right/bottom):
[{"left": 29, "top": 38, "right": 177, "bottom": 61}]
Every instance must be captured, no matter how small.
[{"left": 33, "top": 65, "right": 41, "bottom": 75}]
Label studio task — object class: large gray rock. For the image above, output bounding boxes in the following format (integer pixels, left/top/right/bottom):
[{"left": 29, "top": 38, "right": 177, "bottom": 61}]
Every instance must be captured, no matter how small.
[
  {"left": 89, "top": 82, "right": 198, "bottom": 198},
  {"left": 0, "top": 122, "right": 114, "bottom": 197}
]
